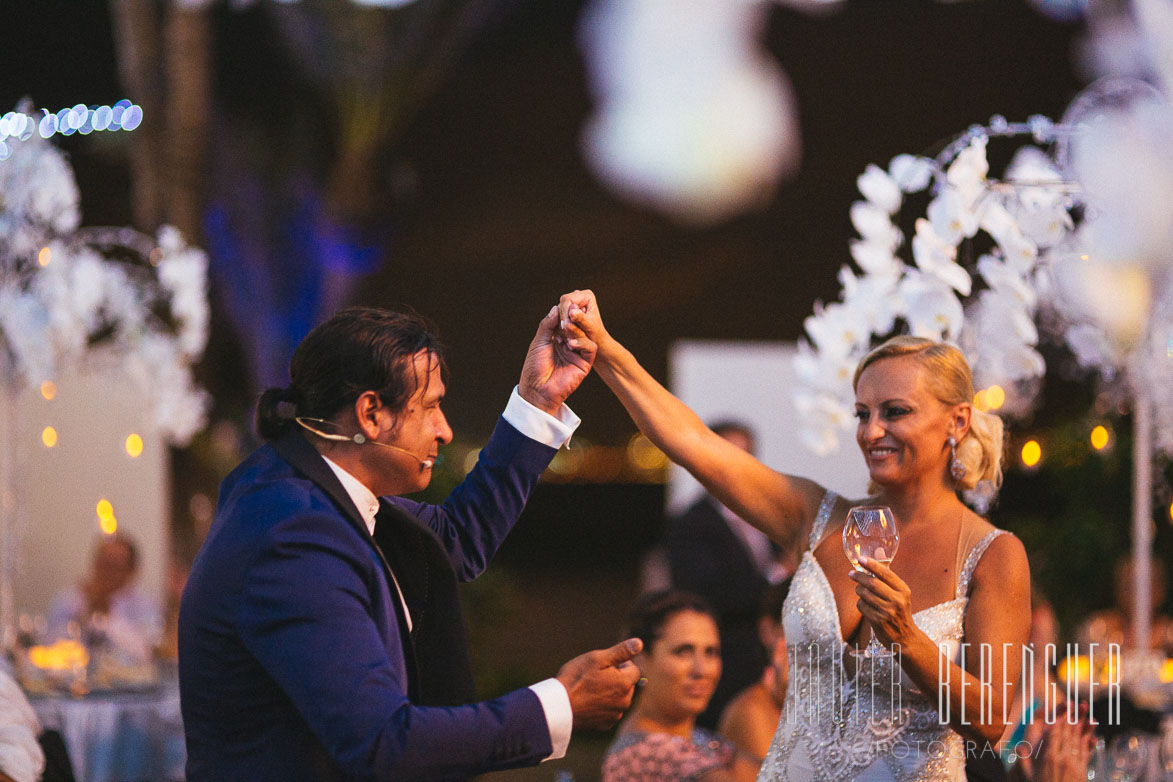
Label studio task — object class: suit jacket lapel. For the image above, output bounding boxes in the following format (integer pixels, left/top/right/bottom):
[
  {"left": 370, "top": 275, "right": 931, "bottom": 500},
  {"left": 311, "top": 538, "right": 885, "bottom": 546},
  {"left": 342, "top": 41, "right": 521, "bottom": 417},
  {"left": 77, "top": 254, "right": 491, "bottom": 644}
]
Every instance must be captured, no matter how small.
[{"left": 271, "top": 428, "right": 420, "bottom": 700}]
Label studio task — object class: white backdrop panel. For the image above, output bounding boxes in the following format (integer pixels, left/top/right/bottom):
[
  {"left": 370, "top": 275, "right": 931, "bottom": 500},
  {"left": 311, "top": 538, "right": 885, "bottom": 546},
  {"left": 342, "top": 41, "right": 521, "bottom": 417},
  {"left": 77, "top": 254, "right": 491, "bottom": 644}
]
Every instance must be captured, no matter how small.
[{"left": 666, "top": 340, "right": 868, "bottom": 515}]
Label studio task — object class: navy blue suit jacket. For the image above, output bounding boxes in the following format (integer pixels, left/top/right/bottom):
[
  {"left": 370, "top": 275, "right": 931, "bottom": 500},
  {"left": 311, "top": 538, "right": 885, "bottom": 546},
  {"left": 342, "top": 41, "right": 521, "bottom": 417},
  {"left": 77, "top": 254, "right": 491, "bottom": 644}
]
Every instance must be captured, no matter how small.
[{"left": 179, "top": 417, "right": 557, "bottom": 781}]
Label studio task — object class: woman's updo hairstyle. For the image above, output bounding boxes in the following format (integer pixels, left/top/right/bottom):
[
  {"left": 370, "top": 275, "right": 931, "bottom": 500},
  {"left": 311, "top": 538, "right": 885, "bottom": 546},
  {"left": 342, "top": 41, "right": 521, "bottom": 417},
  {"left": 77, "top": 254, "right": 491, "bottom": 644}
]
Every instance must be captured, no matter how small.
[
  {"left": 255, "top": 306, "right": 444, "bottom": 441},
  {"left": 852, "top": 335, "right": 1004, "bottom": 492},
  {"left": 622, "top": 590, "right": 716, "bottom": 655}
]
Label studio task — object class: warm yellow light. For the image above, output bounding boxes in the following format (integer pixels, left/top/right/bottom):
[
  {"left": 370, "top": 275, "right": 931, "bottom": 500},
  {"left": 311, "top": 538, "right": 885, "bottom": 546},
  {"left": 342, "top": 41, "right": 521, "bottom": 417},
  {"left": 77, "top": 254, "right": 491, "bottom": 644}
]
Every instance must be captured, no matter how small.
[
  {"left": 973, "top": 390, "right": 989, "bottom": 412},
  {"left": 28, "top": 640, "right": 88, "bottom": 672},
  {"left": 986, "top": 385, "right": 1005, "bottom": 410},
  {"left": 1169, "top": 500, "right": 1173, "bottom": 524},
  {"left": 1021, "top": 440, "right": 1042, "bottom": 468},
  {"left": 99, "top": 515, "right": 118, "bottom": 535},
  {"left": 1090, "top": 425, "right": 1110, "bottom": 451},
  {"left": 40, "top": 380, "right": 57, "bottom": 400},
  {"left": 125, "top": 433, "right": 144, "bottom": 458},
  {"left": 41, "top": 426, "right": 58, "bottom": 448},
  {"left": 627, "top": 433, "right": 669, "bottom": 471},
  {"left": 96, "top": 499, "right": 115, "bottom": 521},
  {"left": 37, "top": 247, "right": 51, "bottom": 267}
]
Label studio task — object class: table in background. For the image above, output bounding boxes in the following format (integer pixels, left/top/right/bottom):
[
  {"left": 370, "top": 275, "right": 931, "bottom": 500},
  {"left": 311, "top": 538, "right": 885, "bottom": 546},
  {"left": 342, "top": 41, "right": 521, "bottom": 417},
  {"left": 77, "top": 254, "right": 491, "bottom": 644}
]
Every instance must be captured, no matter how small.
[{"left": 30, "top": 679, "right": 185, "bottom": 782}]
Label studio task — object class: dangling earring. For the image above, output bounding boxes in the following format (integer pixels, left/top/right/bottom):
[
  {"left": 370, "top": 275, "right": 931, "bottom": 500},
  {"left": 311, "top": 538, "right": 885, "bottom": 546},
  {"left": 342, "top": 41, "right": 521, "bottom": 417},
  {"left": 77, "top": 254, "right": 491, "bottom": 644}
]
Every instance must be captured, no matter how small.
[{"left": 947, "top": 436, "right": 967, "bottom": 481}]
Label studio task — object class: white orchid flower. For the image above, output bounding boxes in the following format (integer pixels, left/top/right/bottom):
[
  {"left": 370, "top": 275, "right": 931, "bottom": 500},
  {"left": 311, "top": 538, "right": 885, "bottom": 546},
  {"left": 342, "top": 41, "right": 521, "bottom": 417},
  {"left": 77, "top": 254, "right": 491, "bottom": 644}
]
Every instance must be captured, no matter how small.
[
  {"left": 794, "top": 339, "right": 857, "bottom": 397},
  {"left": 926, "top": 188, "right": 979, "bottom": 244},
  {"left": 946, "top": 137, "right": 989, "bottom": 205},
  {"left": 899, "top": 271, "right": 965, "bottom": 341},
  {"left": 1006, "top": 145, "right": 1066, "bottom": 211},
  {"left": 973, "top": 290, "right": 1038, "bottom": 346},
  {"left": 1015, "top": 202, "right": 1074, "bottom": 250},
  {"left": 839, "top": 265, "right": 901, "bottom": 335},
  {"left": 849, "top": 238, "right": 903, "bottom": 277},
  {"left": 888, "top": 154, "right": 935, "bottom": 193},
  {"left": 803, "top": 301, "right": 871, "bottom": 358},
  {"left": 978, "top": 199, "right": 1038, "bottom": 273},
  {"left": 977, "top": 254, "right": 1037, "bottom": 308},
  {"left": 849, "top": 200, "right": 901, "bottom": 249},
  {"left": 857, "top": 163, "right": 902, "bottom": 214},
  {"left": 912, "top": 218, "right": 972, "bottom": 295}
]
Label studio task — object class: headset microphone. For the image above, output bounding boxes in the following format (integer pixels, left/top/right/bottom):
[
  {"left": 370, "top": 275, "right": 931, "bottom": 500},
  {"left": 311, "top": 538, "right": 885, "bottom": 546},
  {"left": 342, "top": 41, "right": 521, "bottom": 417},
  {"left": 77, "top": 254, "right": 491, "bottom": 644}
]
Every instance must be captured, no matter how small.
[{"left": 296, "top": 418, "right": 435, "bottom": 470}]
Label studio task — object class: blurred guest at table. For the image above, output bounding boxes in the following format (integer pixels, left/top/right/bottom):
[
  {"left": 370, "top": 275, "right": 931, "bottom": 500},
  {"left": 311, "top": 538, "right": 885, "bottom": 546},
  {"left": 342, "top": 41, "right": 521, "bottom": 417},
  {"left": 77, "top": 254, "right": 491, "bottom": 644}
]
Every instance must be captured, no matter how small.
[
  {"left": 1007, "top": 706, "right": 1094, "bottom": 782},
  {"left": 1077, "top": 556, "right": 1173, "bottom": 653},
  {"left": 603, "top": 591, "right": 760, "bottom": 782},
  {"left": 717, "top": 578, "right": 790, "bottom": 765},
  {"left": 0, "top": 665, "right": 44, "bottom": 782},
  {"left": 47, "top": 534, "right": 163, "bottom": 665},
  {"left": 665, "top": 421, "right": 791, "bottom": 727}
]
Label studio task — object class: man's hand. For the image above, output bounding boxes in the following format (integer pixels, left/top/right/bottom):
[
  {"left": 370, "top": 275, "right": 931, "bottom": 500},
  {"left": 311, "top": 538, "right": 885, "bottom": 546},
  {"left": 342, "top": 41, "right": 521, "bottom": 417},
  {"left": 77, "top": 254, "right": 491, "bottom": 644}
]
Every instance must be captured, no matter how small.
[
  {"left": 556, "top": 289, "right": 610, "bottom": 350},
  {"left": 555, "top": 638, "right": 643, "bottom": 732},
  {"left": 519, "top": 305, "right": 597, "bottom": 416}
]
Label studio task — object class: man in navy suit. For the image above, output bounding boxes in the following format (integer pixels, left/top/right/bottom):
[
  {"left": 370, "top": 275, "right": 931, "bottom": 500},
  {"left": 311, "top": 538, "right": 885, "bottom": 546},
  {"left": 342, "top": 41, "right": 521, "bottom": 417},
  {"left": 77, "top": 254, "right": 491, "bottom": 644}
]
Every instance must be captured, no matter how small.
[{"left": 179, "top": 305, "right": 641, "bottom": 781}]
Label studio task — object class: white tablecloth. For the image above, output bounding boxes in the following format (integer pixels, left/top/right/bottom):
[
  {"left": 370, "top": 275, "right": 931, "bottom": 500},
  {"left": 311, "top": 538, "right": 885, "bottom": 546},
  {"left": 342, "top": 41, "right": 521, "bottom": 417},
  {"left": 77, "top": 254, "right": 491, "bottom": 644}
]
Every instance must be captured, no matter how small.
[{"left": 31, "top": 682, "right": 185, "bottom": 782}]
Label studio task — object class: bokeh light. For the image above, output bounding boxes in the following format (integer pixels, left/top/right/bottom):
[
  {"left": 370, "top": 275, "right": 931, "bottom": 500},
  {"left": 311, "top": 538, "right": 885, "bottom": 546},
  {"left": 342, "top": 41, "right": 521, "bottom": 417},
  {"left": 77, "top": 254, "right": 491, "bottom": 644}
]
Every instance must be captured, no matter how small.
[
  {"left": 40, "top": 380, "right": 56, "bottom": 400},
  {"left": 1021, "top": 440, "right": 1042, "bottom": 468},
  {"left": 37, "top": 247, "right": 51, "bottom": 267},
  {"left": 1090, "top": 425, "right": 1110, "bottom": 451},
  {"left": 125, "top": 433, "right": 144, "bottom": 458},
  {"left": 97, "top": 498, "right": 119, "bottom": 534},
  {"left": 973, "top": 389, "right": 989, "bottom": 412},
  {"left": 41, "top": 426, "right": 57, "bottom": 448},
  {"left": 986, "top": 385, "right": 1006, "bottom": 410}
]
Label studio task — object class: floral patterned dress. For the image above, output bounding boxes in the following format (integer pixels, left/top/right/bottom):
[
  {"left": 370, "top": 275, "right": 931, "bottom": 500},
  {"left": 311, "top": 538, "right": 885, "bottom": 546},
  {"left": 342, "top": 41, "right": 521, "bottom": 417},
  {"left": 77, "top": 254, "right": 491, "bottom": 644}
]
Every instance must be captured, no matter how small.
[{"left": 603, "top": 726, "right": 737, "bottom": 781}]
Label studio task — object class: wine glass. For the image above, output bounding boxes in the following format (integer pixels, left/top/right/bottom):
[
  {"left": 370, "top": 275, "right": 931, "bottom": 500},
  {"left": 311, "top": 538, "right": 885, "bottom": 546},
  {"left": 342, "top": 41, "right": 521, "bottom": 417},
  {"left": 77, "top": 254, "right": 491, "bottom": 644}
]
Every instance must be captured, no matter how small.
[{"left": 842, "top": 505, "right": 900, "bottom": 659}]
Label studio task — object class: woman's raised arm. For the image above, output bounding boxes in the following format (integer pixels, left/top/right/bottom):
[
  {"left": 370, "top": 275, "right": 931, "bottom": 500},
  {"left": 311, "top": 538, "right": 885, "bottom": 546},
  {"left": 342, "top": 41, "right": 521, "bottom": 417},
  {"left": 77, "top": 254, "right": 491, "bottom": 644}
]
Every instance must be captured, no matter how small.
[{"left": 558, "top": 289, "right": 825, "bottom": 546}]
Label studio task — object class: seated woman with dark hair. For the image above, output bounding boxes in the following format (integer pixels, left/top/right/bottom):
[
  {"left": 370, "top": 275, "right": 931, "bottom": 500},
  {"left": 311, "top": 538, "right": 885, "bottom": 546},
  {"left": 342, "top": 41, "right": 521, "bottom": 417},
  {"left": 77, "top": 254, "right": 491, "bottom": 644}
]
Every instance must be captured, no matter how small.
[{"left": 603, "top": 591, "right": 760, "bottom": 782}]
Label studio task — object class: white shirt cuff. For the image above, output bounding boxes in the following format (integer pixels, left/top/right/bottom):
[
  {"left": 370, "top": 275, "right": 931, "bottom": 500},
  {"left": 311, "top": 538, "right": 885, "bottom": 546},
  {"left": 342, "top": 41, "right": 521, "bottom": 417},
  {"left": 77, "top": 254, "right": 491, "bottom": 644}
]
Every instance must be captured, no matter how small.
[
  {"left": 529, "top": 678, "right": 573, "bottom": 761},
  {"left": 502, "top": 386, "right": 581, "bottom": 449}
]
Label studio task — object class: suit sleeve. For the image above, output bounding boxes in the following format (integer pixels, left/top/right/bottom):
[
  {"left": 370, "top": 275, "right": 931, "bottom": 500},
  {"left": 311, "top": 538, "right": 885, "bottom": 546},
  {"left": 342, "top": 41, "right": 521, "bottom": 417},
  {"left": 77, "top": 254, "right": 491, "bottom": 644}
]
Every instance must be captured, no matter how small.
[
  {"left": 236, "top": 510, "right": 553, "bottom": 781},
  {"left": 391, "top": 416, "right": 556, "bottom": 581}
]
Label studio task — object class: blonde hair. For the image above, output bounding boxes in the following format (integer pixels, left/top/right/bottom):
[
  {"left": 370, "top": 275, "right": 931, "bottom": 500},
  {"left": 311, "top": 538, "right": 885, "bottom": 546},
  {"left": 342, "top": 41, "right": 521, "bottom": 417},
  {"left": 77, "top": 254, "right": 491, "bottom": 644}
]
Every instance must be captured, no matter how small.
[{"left": 853, "top": 336, "right": 1004, "bottom": 492}]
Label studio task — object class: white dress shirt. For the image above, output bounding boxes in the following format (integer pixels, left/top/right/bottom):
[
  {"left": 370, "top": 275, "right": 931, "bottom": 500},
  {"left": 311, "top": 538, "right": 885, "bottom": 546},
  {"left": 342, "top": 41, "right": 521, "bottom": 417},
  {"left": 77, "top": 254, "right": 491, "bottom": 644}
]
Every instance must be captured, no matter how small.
[{"left": 322, "top": 386, "right": 577, "bottom": 760}]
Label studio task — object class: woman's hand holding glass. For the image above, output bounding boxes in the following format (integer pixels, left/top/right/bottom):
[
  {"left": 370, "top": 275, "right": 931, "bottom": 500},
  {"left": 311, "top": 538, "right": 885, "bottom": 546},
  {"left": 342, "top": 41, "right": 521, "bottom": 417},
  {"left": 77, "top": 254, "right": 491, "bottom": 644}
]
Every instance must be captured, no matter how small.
[{"left": 844, "top": 506, "right": 914, "bottom": 659}]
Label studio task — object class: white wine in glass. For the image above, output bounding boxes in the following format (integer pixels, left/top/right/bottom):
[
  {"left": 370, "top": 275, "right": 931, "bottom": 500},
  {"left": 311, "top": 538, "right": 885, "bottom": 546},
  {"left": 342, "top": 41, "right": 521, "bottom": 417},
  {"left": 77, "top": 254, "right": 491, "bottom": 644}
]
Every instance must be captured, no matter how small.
[{"left": 842, "top": 505, "right": 899, "bottom": 659}]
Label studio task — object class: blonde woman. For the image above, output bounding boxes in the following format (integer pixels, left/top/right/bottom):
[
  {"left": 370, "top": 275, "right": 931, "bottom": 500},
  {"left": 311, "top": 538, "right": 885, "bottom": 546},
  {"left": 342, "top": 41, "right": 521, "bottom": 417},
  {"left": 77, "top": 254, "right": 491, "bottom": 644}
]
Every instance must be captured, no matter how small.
[{"left": 559, "top": 290, "right": 1030, "bottom": 782}]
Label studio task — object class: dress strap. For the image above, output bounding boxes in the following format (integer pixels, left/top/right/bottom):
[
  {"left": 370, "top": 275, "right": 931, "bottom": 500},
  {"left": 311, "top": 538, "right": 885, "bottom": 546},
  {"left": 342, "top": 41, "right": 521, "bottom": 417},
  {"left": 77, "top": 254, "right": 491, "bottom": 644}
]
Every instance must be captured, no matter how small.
[
  {"left": 808, "top": 490, "right": 839, "bottom": 550},
  {"left": 956, "top": 529, "right": 1007, "bottom": 599}
]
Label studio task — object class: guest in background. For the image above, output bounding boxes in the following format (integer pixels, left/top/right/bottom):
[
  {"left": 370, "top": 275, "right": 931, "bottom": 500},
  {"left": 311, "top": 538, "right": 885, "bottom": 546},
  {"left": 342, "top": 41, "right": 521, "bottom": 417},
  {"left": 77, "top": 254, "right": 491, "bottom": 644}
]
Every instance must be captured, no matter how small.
[
  {"left": 665, "top": 421, "right": 790, "bottom": 727},
  {"left": 602, "top": 591, "right": 760, "bottom": 782},
  {"left": 47, "top": 534, "right": 163, "bottom": 665},
  {"left": 0, "top": 664, "right": 44, "bottom": 782},
  {"left": 717, "top": 578, "right": 791, "bottom": 764},
  {"left": 1077, "top": 556, "right": 1173, "bottom": 654}
]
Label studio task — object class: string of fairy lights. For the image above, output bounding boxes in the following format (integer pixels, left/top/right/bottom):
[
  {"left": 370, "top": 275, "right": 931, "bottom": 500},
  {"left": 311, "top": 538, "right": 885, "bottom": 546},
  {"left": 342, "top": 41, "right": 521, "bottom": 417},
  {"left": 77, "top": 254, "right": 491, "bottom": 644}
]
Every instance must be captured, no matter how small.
[{"left": 0, "top": 100, "right": 144, "bottom": 159}]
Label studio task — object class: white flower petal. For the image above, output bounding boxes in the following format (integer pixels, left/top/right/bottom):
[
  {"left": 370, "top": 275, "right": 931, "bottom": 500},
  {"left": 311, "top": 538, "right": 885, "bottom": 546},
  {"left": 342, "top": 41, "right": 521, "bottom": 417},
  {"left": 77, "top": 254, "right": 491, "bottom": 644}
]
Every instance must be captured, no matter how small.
[
  {"left": 857, "top": 163, "right": 902, "bottom": 214},
  {"left": 888, "top": 154, "right": 935, "bottom": 193}
]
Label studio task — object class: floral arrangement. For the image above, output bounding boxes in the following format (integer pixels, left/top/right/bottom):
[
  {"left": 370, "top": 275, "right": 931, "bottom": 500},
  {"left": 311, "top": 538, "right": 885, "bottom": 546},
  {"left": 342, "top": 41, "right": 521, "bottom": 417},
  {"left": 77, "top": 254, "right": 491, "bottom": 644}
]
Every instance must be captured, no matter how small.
[
  {"left": 0, "top": 115, "right": 209, "bottom": 445},
  {"left": 794, "top": 104, "right": 1173, "bottom": 469},
  {"left": 793, "top": 118, "right": 1081, "bottom": 457}
]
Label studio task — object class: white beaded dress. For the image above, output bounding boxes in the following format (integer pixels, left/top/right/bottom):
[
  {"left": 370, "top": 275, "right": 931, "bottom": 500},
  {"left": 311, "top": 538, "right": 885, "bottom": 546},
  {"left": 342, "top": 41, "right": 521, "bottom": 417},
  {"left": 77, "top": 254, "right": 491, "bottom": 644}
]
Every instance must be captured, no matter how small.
[{"left": 757, "top": 491, "right": 1006, "bottom": 782}]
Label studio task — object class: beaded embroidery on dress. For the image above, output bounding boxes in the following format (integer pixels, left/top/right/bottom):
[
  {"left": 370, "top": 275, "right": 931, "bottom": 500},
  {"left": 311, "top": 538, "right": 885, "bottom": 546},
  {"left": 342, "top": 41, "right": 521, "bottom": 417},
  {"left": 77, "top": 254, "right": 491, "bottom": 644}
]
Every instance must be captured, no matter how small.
[{"left": 756, "top": 491, "right": 1006, "bottom": 782}]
